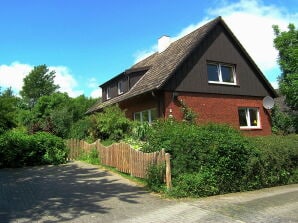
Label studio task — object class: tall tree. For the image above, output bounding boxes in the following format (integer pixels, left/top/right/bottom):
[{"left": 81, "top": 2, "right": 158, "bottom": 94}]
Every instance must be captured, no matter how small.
[
  {"left": 20, "top": 65, "right": 59, "bottom": 108},
  {"left": 0, "top": 87, "right": 18, "bottom": 133},
  {"left": 273, "top": 23, "right": 298, "bottom": 111}
]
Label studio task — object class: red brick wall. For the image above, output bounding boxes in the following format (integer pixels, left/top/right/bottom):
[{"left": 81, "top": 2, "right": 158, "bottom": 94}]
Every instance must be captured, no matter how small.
[
  {"left": 119, "top": 93, "right": 158, "bottom": 120},
  {"left": 163, "top": 91, "right": 272, "bottom": 136}
]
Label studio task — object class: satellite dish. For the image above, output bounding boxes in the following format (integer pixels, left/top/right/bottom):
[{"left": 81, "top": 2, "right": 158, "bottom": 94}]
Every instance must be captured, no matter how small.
[{"left": 263, "top": 96, "right": 274, "bottom": 109}]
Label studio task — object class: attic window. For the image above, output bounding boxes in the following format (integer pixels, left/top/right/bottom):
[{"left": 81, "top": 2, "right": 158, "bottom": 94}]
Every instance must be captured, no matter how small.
[
  {"left": 106, "top": 87, "right": 111, "bottom": 100},
  {"left": 207, "top": 62, "right": 236, "bottom": 85},
  {"left": 118, "top": 80, "right": 124, "bottom": 95}
]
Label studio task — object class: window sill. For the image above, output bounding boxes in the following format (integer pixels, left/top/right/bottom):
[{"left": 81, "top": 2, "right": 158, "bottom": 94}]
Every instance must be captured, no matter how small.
[
  {"left": 208, "top": 81, "right": 239, "bottom": 86},
  {"left": 240, "top": 127, "right": 262, "bottom": 130}
]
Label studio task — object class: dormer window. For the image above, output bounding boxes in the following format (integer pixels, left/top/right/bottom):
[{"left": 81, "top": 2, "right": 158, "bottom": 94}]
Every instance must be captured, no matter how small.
[
  {"left": 106, "top": 87, "right": 111, "bottom": 100},
  {"left": 207, "top": 62, "right": 236, "bottom": 85},
  {"left": 118, "top": 80, "right": 124, "bottom": 95}
]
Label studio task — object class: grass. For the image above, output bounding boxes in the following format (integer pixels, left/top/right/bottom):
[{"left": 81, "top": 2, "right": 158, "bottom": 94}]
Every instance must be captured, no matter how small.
[
  {"left": 97, "top": 163, "right": 147, "bottom": 187},
  {"left": 77, "top": 148, "right": 146, "bottom": 187},
  {"left": 78, "top": 148, "right": 100, "bottom": 165}
]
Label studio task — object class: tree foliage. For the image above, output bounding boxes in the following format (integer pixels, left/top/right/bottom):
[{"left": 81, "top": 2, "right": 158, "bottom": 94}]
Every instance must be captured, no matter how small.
[
  {"left": 271, "top": 105, "right": 295, "bottom": 134},
  {"left": 90, "top": 104, "right": 132, "bottom": 141},
  {"left": 20, "top": 65, "right": 59, "bottom": 107},
  {"left": 19, "top": 92, "right": 97, "bottom": 138},
  {"left": 0, "top": 87, "right": 18, "bottom": 133},
  {"left": 273, "top": 24, "right": 298, "bottom": 111}
]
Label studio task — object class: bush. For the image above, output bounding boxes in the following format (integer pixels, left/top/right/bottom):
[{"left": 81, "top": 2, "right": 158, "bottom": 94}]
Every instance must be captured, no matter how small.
[
  {"left": 131, "top": 122, "right": 151, "bottom": 141},
  {"left": 0, "top": 130, "right": 31, "bottom": 167},
  {"left": 142, "top": 120, "right": 297, "bottom": 197},
  {"left": 33, "top": 132, "right": 68, "bottom": 165},
  {"left": 169, "top": 171, "right": 219, "bottom": 197},
  {"left": 69, "top": 117, "right": 93, "bottom": 140},
  {"left": 0, "top": 130, "right": 68, "bottom": 168},
  {"left": 247, "top": 135, "right": 298, "bottom": 188},
  {"left": 146, "top": 164, "right": 166, "bottom": 192},
  {"left": 271, "top": 105, "right": 296, "bottom": 134},
  {"left": 78, "top": 148, "right": 100, "bottom": 165},
  {"left": 92, "top": 105, "right": 132, "bottom": 141},
  {"left": 143, "top": 121, "right": 255, "bottom": 179}
]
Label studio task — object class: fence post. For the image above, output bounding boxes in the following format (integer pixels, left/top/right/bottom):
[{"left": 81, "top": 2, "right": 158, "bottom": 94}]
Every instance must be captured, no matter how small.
[{"left": 165, "top": 153, "right": 172, "bottom": 189}]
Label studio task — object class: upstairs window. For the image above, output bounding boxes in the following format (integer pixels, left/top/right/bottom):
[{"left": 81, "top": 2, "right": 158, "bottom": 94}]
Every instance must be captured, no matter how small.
[
  {"left": 238, "top": 108, "right": 260, "bottom": 129},
  {"left": 106, "top": 87, "right": 111, "bottom": 100},
  {"left": 118, "top": 80, "right": 124, "bottom": 95},
  {"left": 207, "top": 62, "right": 236, "bottom": 85}
]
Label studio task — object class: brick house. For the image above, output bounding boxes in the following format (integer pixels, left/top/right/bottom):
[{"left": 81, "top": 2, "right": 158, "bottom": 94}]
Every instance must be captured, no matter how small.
[{"left": 87, "top": 16, "right": 277, "bottom": 136}]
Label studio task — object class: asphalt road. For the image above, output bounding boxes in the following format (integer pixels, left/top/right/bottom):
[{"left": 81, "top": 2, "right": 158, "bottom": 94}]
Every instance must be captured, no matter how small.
[{"left": 0, "top": 161, "right": 297, "bottom": 223}]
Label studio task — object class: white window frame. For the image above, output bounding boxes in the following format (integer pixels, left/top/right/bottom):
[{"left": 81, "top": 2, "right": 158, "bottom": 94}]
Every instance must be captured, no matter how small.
[
  {"left": 238, "top": 107, "right": 261, "bottom": 129},
  {"left": 134, "top": 108, "right": 157, "bottom": 123},
  {"left": 118, "top": 81, "right": 124, "bottom": 95},
  {"left": 106, "top": 87, "right": 111, "bottom": 100},
  {"left": 207, "top": 62, "right": 237, "bottom": 85}
]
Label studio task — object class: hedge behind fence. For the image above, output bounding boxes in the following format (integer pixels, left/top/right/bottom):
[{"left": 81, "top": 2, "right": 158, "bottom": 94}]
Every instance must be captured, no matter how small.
[{"left": 142, "top": 121, "right": 298, "bottom": 197}]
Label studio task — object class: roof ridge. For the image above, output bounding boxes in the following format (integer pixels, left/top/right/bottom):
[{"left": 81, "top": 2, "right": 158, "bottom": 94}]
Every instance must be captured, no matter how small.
[
  {"left": 154, "top": 17, "right": 221, "bottom": 89},
  {"left": 169, "top": 16, "right": 221, "bottom": 45}
]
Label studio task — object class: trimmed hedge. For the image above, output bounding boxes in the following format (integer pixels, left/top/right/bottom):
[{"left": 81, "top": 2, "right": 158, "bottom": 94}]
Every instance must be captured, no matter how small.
[
  {"left": 0, "top": 130, "right": 68, "bottom": 168},
  {"left": 142, "top": 120, "right": 298, "bottom": 197},
  {"left": 248, "top": 135, "right": 298, "bottom": 187}
]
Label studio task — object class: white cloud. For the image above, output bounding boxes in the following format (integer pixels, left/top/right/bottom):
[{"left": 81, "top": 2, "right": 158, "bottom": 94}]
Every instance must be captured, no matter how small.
[
  {"left": 0, "top": 62, "right": 32, "bottom": 92},
  {"left": 90, "top": 88, "right": 102, "bottom": 98},
  {"left": 206, "top": 0, "right": 297, "bottom": 73},
  {"left": 87, "top": 77, "right": 102, "bottom": 98},
  {"left": 134, "top": 44, "right": 157, "bottom": 63},
  {"left": 133, "top": 0, "right": 298, "bottom": 85},
  {"left": 87, "top": 77, "right": 99, "bottom": 88},
  {"left": 270, "top": 80, "right": 279, "bottom": 89},
  {"left": 0, "top": 62, "right": 83, "bottom": 97},
  {"left": 49, "top": 65, "right": 83, "bottom": 97}
]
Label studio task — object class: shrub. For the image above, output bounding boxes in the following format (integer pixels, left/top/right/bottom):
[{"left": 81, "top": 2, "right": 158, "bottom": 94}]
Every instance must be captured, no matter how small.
[
  {"left": 142, "top": 121, "right": 256, "bottom": 183},
  {"left": 146, "top": 164, "right": 166, "bottom": 192},
  {"left": 69, "top": 117, "right": 93, "bottom": 140},
  {"left": 142, "top": 120, "right": 297, "bottom": 197},
  {"left": 0, "top": 130, "right": 31, "bottom": 167},
  {"left": 0, "top": 130, "right": 68, "bottom": 168},
  {"left": 33, "top": 132, "right": 68, "bottom": 165},
  {"left": 271, "top": 105, "right": 296, "bottom": 134},
  {"left": 92, "top": 105, "right": 132, "bottom": 141},
  {"left": 169, "top": 171, "right": 219, "bottom": 197},
  {"left": 78, "top": 148, "right": 100, "bottom": 165},
  {"left": 131, "top": 122, "right": 151, "bottom": 141},
  {"left": 246, "top": 135, "right": 298, "bottom": 187}
]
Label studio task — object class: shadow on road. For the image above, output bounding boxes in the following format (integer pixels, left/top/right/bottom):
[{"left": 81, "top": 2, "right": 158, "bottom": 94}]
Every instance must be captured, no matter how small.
[{"left": 0, "top": 161, "right": 147, "bottom": 222}]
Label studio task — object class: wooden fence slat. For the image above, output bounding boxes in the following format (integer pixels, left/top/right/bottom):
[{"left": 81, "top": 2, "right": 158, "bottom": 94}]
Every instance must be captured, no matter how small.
[{"left": 65, "top": 139, "right": 172, "bottom": 188}]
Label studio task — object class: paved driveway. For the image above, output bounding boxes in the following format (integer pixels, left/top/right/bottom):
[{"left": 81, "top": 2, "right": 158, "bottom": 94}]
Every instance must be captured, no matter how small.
[{"left": 0, "top": 161, "right": 297, "bottom": 223}]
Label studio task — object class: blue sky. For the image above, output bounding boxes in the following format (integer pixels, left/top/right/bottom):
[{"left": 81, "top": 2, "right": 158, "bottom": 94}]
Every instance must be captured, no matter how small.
[{"left": 0, "top": 0, "right": 297, "bottom": 98}]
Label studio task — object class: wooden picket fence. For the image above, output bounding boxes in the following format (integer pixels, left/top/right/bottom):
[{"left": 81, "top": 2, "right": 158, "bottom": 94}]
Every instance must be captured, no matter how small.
[{"left": 66, "top": 139, "right": 172, "bottom": 189}]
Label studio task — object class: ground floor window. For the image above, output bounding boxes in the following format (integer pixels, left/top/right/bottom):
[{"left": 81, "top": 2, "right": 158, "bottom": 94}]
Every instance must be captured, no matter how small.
[
  {"left": 238, "top": 107, "right": 260, "bottom": 129},
  {"left": 134, "top": 108, "right": 158, "bottom": 123}
]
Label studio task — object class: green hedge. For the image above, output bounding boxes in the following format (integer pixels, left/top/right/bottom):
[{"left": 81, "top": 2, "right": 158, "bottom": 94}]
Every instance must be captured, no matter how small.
[
  {"left": 0, "top": 130, "right": 68, "bottom": 168},
  {"left": 247, "top": 135, "right": 298, "bottom": 187},
  {"left": 142, "top": 120, "right": 298, "bottom": 197}
]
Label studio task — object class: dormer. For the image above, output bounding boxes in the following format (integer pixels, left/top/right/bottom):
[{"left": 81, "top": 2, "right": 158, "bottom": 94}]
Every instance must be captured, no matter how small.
[{"left": 101, "top": 66, "right": 150, "bottom": 102}]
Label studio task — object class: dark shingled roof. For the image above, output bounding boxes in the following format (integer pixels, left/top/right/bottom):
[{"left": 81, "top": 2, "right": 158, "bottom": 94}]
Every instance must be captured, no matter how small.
[{"left": 87, "top": 16, "right": 276, "bottom": 114}]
